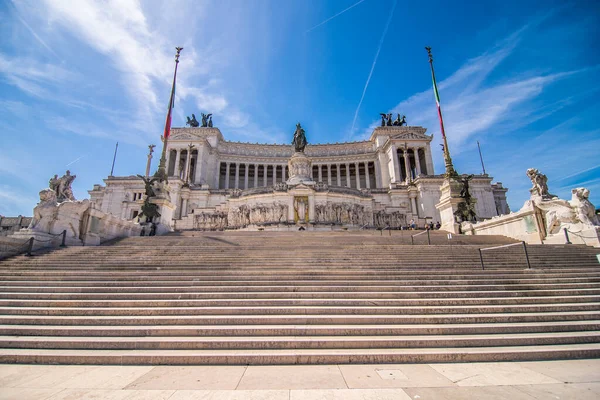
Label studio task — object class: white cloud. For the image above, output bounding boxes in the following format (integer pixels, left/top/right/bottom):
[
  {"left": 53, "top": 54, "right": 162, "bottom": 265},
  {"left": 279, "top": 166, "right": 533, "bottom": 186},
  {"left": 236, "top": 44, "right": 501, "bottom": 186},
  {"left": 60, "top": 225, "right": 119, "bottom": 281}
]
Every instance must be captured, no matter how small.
[{"left": 0, "top": 53, "right": 72, "bottom": 97}]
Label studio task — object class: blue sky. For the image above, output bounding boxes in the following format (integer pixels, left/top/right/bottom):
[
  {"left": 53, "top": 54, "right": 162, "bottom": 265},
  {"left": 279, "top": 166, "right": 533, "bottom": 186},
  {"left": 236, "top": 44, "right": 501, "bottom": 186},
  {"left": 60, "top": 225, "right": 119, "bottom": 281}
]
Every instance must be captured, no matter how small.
[{"left": 1, "top": 0, "right": 599, "bottom": 216}]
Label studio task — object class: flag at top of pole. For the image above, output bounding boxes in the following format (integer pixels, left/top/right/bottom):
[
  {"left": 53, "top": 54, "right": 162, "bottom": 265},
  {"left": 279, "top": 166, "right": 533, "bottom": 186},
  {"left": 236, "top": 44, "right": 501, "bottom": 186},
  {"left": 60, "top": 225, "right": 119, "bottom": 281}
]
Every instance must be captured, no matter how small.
[
  {"left": 425, "top": 46, "right": 456, "bottom": 177},
  {"left": 155, "top": 47, "right": 183, "bottom": 182}
]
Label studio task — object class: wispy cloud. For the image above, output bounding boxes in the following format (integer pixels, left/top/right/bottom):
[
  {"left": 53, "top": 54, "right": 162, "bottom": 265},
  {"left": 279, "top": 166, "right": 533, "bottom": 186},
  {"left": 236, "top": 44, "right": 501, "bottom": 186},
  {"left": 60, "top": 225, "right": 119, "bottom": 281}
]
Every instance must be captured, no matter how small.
[
  {"left": 0, "top": 53, "right": 72, "bottom": 97},
  {"left": 0, "top": 186, "right": 38, "bottom": 216},
  {"left": 353, "top": 26, "right": 590, "bottom": 151},
  {"left": 12, "top": 5, "right": 62, "bottom": 61},
  {"left": 305, "top": 0, "right": 367, "bottom": 33},
  {"left": 350, "top": 0, "right": 397, "bottom": 135}
]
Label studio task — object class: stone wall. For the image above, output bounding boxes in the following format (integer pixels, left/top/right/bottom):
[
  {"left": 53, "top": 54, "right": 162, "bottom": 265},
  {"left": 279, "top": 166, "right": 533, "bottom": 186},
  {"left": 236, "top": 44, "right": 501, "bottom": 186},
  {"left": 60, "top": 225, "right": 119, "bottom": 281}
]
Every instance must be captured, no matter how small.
[{"left": 461, "top": 202, "right": 545, "bottom": 244}]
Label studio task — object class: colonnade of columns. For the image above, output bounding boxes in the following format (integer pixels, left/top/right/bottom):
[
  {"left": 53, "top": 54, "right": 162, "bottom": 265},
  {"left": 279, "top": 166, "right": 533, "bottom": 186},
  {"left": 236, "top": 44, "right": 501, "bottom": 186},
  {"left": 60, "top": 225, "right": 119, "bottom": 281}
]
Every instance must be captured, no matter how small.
[
  {"left": 394, "top": 146, "right": 430, "bottom": 183},
  {"left": 166, "top": 149, "right": 198, "bottom": 182},
  {"left": 219, "top": 163, "right": 289, "bottom": 190},
  {"left": 310, "top": 162, "right": 376, "bottom": 189},
  {"left": 217, "top": 161, "right": 377, "bottom": 190}
]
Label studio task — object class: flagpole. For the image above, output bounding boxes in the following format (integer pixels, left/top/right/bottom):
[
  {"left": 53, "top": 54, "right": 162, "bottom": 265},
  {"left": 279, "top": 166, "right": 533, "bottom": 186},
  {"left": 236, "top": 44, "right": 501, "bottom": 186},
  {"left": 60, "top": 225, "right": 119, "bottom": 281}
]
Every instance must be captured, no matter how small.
[
  {"left": 425, "top": 46, "right": 456, "bottom": 178},
  {"left": 155, "top": 46, "right": 183, "bottom": 182},
  {"left": 110, "top": 142, "right": 119, "bottom": 176},
  {"left": 477, "top": 140, "right": 486, "bottom": 175}
]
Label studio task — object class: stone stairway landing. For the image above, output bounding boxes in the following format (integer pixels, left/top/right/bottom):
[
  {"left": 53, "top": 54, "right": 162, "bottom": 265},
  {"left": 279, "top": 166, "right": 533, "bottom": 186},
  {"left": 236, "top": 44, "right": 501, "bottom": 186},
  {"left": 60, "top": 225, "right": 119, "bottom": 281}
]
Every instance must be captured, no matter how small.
[{"left": 0, "top": 231, "right": 598, "bottom": 364}]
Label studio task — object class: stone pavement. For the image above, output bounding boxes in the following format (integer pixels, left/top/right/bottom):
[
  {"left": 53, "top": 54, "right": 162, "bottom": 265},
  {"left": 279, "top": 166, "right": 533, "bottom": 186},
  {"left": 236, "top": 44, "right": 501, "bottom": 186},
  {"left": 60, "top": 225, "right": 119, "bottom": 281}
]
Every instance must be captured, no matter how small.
[{"left": 0, "top": 359, "right": 598, "bottom": 399}]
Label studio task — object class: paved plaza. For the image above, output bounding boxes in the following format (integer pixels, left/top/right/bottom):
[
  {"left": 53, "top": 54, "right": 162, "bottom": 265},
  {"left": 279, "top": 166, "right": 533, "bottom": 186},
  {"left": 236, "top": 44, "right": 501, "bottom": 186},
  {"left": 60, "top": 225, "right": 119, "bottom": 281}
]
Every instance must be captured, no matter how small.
[{"left": 0, "top": 359, "right": 598, "bottom": 399}]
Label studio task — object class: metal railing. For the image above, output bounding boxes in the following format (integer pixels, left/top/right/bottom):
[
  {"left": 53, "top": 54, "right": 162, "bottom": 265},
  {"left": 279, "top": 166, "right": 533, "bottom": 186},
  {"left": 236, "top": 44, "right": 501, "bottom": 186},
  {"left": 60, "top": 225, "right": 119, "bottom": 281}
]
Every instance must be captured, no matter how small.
[
  {"left": 563, "top": 227, "right": 598, "bottom": 244},
  {"left": 378, "top": 225, "right": 391, "bottom": 236},
  {"left": 0, "top": 230, "right": 66, "bottom": 258},
  {"left": 411, "top": 229, "right": 431, "bottom": 245},
  {"left": 478, "top": 241, "right": 530, "bottom": 270}
]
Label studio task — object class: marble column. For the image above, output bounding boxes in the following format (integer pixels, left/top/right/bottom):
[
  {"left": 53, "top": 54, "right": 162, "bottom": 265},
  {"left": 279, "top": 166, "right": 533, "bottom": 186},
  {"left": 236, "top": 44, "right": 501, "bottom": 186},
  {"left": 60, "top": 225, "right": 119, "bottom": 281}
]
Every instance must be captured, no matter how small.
[
  {"left": 263, "top": 165, "right": 268, "bottom": 186},
  {"left": 365, "top": 161, "right": 371, "bottom": 189},
  {"left": 244, "top": 163, "right": 249, "bottom": 189},
  {"left": 355, "top": 162, "right": 361, "bottom": 189},
  {"left": 174, "top": 149, "right": 182, "bottom": 178},
  {"left": 225, "top": 162, "right": 230, "bottom": 189},
  {"left": 318, "top": 165, "right": 322, "bottom": 182},
  {"left": 403, "top": 149, "right": 411, "bottom": 183},
  {"left": 327, "top": 165, "right": 332, "bottom": 185},
  {"left": 392, "top": 145, "right": 401, "bottom": 183},
  {"left": 374, "top": 159, "right": 382, "bottom": 188},
  {"left": 414, "top": 147, "right": 421, "bottom": 177},
  {"left": 254, "top": 164, "right": 258, "bottom": 188},
  {"left": 181, "top": 198, "right": 188, "bottom": 218},
  {"left": 336, "top": 164, "right": 341, "bottom": 186},
  {"left": 214, "top": 161, "right": 222, "bottom": 189},
  {"left": 424, "top": 146, "right": 434, "bottom": 175},
  {"left": 234, "top": 163, "right": 240, "bottom": 189},
  {"left": 345, "top": 163, "right": 351, "bottom": 187}
]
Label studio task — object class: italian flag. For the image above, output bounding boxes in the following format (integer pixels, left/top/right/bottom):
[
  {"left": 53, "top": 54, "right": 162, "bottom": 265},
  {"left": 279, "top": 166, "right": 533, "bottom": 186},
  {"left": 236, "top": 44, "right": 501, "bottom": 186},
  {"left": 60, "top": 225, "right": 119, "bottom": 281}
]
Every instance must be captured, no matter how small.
[
  {"left": 430, "top": 67, "right": 447, "bottom": 139},
  {"left": 163, "top": 79, "right": 176, "bottom": 140}
]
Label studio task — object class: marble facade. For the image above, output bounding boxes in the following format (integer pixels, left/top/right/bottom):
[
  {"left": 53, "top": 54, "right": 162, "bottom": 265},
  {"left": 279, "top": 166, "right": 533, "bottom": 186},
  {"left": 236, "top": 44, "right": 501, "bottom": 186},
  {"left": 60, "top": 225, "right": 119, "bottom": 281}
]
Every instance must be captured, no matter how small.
[{"left": 89, "top": 125, "right": 509, "bottom": 230}]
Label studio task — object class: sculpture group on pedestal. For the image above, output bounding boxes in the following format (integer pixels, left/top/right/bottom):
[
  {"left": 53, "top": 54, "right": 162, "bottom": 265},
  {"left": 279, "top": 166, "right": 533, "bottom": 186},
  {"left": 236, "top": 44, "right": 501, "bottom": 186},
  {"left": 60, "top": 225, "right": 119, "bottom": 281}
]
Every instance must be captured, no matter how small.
[
  {"left": 521, "top": 168, "right": 599, "bottom": 241},
  {"left": 186, "top": 112, "right": 214, "bottom": 128},
  {"left": 454, "top": 174, "right": 477, "bottom": 223},
  {"left": 379, "top": 113, "right": 407, "bottom": 127},
  {"left": 48, "top": 170, "right": 77, "bottom": 202},
  {"left": 136, "top": 175, "right": 161, "bottom": 222}
]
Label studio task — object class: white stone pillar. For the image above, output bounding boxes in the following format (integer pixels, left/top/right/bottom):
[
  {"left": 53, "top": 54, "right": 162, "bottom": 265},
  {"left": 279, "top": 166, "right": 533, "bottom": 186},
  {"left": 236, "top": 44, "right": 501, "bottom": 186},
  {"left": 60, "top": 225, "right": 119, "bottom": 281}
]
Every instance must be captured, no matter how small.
[
  {"left": 263, "top": 165, "right": 268, "bottom": 186},
  {"left": 345, "top": 163, "right": 351, "bottom": 187},
  {"left": 244, "top": 163, "right": 249, "bottom": 189},
  {"left": 336, "top": 164, "right": 341, "bottom": 186},
  {"left": 254, "top": 164, "right": 258, "bottom": 188},
  {"left": 425, "top": 146, "right": 434, "bottom": 175},
  {"left": 215, "top": 161, "right": 221, "bottom": 188},
  {"left": 225, "top": 162, "right": 230, "bottom": 189},
  {"left": 365, "top": 161, "right": 371, "bottom": 189},
  {"left": 374, "top": 159, "right": 382, "bottom": 188},
  {"left": 318, "top": 165, "right": 322, "bottom": 182},
  {"left": 327, "top": 165, "right": 332, "bottom": 185},
  {"left": 414, "top": 147, "right": 422, "bottom": 177},
  {"left": 391, "top": 145, "right": 401, "bottom": 183},
  {"left": 185, "top": 151, "right": 193, "bottom": 182},
  {"left": 181, "top": 198, "right": 188, "bottom": 218},
  {"left": 234, "top": 163, "right": 240, "bottom": 189},
  {"left": 403, "top": 149, "right": 411, "bottom": 183},
  {"left": 174, "top": 149, "right": 182, "bottom": 178},
  {"left": 355, "top": 162, "right": 361, "bottom": 189}
]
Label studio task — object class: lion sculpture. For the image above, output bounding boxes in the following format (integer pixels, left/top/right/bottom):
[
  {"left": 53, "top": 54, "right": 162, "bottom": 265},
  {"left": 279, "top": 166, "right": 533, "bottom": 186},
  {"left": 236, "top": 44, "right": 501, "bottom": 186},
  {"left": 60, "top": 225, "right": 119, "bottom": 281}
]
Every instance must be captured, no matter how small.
[{"left": 570, "top": 187, "right": 599, "bottom": 226}]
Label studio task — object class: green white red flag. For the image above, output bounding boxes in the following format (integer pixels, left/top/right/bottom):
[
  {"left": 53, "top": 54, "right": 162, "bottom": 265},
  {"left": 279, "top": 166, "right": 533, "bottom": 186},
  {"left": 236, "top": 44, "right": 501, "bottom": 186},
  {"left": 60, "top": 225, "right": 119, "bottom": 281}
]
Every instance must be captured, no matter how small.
[{"left": 430, "top": 65, "right": 447, "bottom": 140}]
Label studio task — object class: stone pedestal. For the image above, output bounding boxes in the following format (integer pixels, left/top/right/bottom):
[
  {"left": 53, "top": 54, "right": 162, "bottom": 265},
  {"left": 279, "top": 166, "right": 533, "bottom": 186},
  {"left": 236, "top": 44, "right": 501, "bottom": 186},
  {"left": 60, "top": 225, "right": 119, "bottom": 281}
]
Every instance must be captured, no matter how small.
[
  {"left": 150, "top": 197, "right": 175, "bottom": 235},
  {"left": 286, "top": 152, "right": 314, "bottom": 186},
  {"left": 435, "top": 178, "right": 463, "bottom": 234}
]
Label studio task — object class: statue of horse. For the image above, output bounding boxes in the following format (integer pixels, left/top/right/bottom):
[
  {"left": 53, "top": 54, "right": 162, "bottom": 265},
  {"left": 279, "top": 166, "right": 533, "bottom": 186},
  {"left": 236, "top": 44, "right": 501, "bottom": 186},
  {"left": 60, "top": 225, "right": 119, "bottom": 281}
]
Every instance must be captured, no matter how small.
[
  {"left": 393, "top": 114, "right": 407, "bottom": 126},
  {"left": 292, "top": 123, "right": 307, "bottom": 153},
  {"left": 186, "top": 114, "right": 199, "bottom": 127},
  {"left": 201, "top": 113, "right": 212, "bottom": 127}
]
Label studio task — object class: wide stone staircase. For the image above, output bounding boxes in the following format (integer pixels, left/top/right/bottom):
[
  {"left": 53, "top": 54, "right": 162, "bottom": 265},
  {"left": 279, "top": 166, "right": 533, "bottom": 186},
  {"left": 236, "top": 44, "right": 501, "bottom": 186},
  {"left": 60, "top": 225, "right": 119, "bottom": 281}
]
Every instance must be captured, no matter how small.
[{"left": 0, "top": 230, "right": 599, "bottom": 364}]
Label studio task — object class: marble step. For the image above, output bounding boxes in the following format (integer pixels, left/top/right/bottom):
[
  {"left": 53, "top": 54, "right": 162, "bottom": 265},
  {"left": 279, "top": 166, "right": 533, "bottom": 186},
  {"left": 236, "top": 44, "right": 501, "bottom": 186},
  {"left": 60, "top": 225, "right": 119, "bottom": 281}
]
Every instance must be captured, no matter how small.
[
  {"left": 2, "top": 331, "right": 599, "bottom": 350},
  {"left": 1, "top": 283, "right": 599, "bottom": 292},
  {"left": 1, "top": 343, "right": 600, "bottom": 364},
  {"left": 3, "top": 321, "right": 599, "bottom": 336},
  {"left": 3, "top": 295, "right": 599, "bottom": 306},
  {"left": 2, "top": 303, "right": 599, "bottom": 316},
  {"left": 3, "top": 275, "right": 600, "bottom": 284},
  {"left": 2, "top": 288, "right": 599, "bottom": 299},
  {"left": 2, "top": 311, "right": 599, "bottom": 326}
]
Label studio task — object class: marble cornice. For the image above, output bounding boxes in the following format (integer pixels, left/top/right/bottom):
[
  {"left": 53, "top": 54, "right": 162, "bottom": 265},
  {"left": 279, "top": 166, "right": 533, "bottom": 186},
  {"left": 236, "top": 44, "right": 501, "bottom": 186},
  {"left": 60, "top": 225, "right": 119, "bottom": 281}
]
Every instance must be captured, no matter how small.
[{"left": 169, "top": 127, "right": 223, "bottom": 141}]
